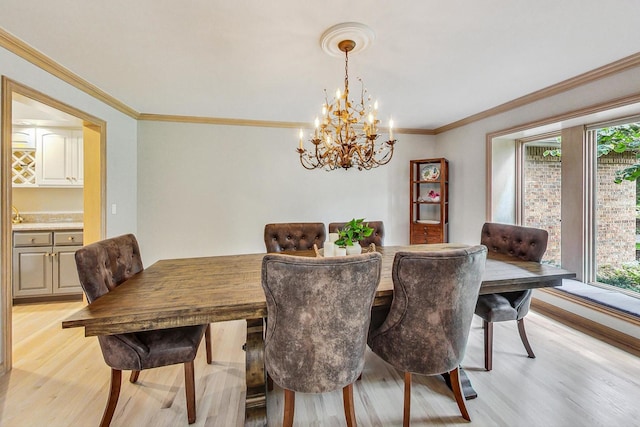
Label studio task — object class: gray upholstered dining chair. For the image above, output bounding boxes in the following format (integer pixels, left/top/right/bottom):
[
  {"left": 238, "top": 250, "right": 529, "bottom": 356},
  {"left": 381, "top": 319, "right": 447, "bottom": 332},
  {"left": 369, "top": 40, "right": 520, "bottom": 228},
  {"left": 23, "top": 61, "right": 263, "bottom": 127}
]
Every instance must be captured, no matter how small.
[
  {"left": 74, "top": 234, "right": 212, "bottom": 426},
  {"left": 329, "top": 220, "right": 385, "bottom": 247},
  {"left": 261, "top": 251, "right": 382, "bottom": 427},
  {"left": 264, "top": 222, "right": 326, "bottom": 252},
  {"left": 475, "top": 222, "right": 548, "bottom": 371},
  {"left": 262, "top": 222, "right": 327, "bottom": 391},
  {"left": 368, "top": 245, "right": 487, "bottom": 425}
]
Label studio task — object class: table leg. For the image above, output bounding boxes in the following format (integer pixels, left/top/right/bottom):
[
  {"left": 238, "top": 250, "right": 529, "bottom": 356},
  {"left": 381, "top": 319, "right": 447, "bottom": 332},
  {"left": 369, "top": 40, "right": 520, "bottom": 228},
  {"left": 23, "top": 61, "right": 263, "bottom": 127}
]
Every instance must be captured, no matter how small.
[
  {"left": 245, "top": 318, "right": 267, "bottom": 427},
  {"left": 441, "top": 367, "right": 477, "bottom": 400}
]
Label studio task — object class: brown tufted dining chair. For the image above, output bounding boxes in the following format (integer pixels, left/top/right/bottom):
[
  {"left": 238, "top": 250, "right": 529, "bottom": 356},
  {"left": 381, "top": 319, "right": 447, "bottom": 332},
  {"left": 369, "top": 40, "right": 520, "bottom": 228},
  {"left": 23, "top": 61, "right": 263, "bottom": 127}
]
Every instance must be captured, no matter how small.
[
  {"left": 262, "top": 252, "right": 382, "bottom": 427},
  {"left": 368, "top": 245, "right": 487, "bottom": 425},
  {"left": 264, "top": 222, "right": 326, "bottom": 253},
  {"left": 329, "top": 221, "right": 385, "bottom": 247},
  {"left": 476, "top": 222, "right": 548, "bottom": 371},
  {"left": 74, "top": 234, "right": 212, "bottom": 426}
]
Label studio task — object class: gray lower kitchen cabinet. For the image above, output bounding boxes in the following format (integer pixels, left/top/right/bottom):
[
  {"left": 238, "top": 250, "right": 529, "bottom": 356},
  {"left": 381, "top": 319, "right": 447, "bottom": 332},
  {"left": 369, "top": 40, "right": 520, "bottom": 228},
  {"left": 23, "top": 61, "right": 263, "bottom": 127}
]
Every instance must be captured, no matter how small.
[{"left": 13, "top": 230, "right": 83, "bottom": 299}]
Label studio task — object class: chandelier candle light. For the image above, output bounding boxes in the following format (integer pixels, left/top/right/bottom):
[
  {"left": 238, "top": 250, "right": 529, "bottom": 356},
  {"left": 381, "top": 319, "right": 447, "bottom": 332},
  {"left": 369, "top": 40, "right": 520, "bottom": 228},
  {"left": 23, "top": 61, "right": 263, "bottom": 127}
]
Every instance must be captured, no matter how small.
[{"left": 297, "top": 27, "right": 396, "bottom": 171}]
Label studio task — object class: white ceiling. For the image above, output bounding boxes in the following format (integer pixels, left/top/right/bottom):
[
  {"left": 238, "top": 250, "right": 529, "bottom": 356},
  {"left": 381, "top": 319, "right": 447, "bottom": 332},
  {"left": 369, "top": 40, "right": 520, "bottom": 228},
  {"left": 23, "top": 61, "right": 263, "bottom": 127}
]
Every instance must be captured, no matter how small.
[
  {"left": 12, "top": 94, "right": 83, "bottom": 127},
  {"left": 1, "top": 0, "right": 639, "bottom": 130}
]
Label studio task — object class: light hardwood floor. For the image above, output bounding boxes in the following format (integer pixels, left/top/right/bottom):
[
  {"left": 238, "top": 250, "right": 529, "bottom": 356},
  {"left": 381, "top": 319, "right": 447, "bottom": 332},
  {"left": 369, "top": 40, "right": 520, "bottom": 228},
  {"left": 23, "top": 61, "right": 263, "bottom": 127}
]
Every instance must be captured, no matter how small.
[{"left": 1, "top": 301, "right": 639, "bottom": 426}]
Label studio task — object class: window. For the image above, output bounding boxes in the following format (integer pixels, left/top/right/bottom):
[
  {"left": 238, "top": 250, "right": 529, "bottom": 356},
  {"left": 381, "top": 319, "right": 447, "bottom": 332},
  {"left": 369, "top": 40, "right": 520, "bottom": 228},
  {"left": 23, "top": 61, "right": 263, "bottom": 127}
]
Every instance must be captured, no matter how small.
[
  {"left": 489, "top": 110, "right": 640, "bottom": 317},
  {"left": 519, "top": 134, "right": 561, "bottom": 266},
  {"left": 591, "top": 122, "right": 640, "bottom": 296}
]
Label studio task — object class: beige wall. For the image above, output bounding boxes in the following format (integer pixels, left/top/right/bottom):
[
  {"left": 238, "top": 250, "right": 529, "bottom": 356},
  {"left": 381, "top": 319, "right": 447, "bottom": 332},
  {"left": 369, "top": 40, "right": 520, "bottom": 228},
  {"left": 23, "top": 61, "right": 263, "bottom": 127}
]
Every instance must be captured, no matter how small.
[
  {"left": 137, "top": 121, "right": 435, "bottom": 264},
  {"left": 491, "top": 138, "right": 517, "bottom": 224},
  {"left": 12, "top": 187, "right": 83, "bottom": 213}
]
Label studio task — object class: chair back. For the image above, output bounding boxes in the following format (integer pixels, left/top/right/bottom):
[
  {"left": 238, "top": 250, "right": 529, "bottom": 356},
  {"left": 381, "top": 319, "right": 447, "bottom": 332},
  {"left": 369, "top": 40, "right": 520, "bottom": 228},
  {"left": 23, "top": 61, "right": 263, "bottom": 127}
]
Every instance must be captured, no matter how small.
[
  {"left": 74, "top": 234, "right": 206, "bottom": 425},
  {"left": 479, "top": 222, "right": 549, "bottom": 322},
  {"left": 74, "top": 234, "right": 152, "bottom": 368},
  {"left": 481, "top": 222, "right": 548, "bottom": 262},
  {"left": 264, "top": 222, "right": 326, "bottom": 252},
  {"left": 329, "top": 220, "right": 385, "bottom": 247},
  {"left": 74, "top": 233, "right": 144, "bottom": 303},
  {"left": 261, "top": 252, "right": 382, "bottom": 393},
  {"left": 368, "top": 245, "right": 487, "bottom": 375}
]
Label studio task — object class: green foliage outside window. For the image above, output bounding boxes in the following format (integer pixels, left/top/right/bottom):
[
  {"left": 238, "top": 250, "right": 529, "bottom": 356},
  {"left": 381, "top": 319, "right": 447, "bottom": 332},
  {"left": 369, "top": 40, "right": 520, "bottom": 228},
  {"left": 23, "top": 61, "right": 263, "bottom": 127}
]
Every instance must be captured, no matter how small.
[
  {"left": 543, "top": 123, "right": 640, "bottom": 183},
  {"left": 596, "top": 262, "right": 640, "bottom": 293}
]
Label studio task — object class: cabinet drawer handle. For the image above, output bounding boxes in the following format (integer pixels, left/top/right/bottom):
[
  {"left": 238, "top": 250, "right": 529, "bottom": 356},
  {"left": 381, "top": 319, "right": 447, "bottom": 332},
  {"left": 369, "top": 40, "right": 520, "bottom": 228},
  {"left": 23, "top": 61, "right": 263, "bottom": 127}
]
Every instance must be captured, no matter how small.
[
  {"left": 68, "top": 236, "right": 75, "bottom": 241},
  {"left": 30, "top": 238, "right": 35, "bottom": 243}
]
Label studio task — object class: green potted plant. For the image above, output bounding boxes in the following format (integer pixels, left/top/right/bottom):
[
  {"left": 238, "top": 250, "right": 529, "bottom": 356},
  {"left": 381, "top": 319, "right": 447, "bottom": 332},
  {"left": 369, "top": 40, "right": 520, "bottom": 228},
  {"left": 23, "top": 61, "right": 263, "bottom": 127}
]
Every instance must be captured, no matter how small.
[{"left": 335, "top": 218, "right": 374, "bottom": 255}]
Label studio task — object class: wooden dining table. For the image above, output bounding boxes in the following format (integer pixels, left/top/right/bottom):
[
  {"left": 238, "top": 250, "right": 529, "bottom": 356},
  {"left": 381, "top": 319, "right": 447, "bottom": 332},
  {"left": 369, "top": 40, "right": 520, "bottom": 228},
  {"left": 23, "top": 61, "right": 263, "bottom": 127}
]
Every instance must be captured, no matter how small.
[{"left": 62, "top": 243, "right": 575, "bottom": 427}]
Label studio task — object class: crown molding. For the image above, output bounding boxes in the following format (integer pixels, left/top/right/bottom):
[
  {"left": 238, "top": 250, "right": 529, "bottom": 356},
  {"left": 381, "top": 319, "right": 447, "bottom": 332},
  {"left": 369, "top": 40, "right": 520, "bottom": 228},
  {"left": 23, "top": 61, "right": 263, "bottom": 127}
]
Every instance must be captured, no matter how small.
[
  {"left": 0, "top": 27, "right": 139, "bottom": 119},
  {"left": 137, "top": 113, "right": 436, "bottom": 135},
  {"left": 138, "top": 113, "right": 313, "bottom": 129},
  {"left": 396, "top": 127, "right": 436, "bottom": 136},
  {"left": 435, "top": 51, "right": 640, "bottom": 134},
  {"left": 486, "top": 91, "right": 640, "bottom": 140}
]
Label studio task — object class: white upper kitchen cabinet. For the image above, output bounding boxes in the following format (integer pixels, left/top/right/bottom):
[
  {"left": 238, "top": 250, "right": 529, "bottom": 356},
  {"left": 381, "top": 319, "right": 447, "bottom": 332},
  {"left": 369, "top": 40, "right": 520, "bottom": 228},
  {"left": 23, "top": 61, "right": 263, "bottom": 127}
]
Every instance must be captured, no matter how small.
[{"left": 35, "top": 128, "right": 83, "bottom": 187}]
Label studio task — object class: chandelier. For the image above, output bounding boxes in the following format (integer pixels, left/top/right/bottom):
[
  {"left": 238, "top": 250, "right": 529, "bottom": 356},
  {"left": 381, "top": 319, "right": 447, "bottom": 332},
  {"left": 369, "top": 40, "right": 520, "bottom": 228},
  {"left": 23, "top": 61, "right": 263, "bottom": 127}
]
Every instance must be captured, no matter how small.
[{"left": 297, "top": 32, "right": 396, "bottom": 171}]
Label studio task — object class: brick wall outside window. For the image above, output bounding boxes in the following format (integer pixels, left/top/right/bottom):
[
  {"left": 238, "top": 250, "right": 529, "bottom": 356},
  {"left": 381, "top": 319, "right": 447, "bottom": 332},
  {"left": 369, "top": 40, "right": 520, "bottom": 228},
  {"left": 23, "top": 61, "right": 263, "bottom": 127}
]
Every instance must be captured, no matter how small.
[{"left": 524, "top": 146, "right": 636, "bottom": 268}]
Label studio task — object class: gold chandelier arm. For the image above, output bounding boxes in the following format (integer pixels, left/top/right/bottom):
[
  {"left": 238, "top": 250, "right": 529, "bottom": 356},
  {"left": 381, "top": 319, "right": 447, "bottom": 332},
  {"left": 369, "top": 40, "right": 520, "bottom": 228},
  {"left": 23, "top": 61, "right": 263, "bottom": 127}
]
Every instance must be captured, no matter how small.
[
  {"left": 297, "top": 148, "right": 318, "bottom": 170},
  {"left": 370, "top": 140, "right": 396, "bottom": 166}
]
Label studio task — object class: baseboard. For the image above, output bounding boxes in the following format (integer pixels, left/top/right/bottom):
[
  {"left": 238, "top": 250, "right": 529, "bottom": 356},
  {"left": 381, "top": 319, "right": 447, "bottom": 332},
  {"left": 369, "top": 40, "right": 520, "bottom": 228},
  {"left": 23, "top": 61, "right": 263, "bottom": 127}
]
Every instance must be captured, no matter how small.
[{"left": 532, "top": 297, "right": 640, "bottom": 357}]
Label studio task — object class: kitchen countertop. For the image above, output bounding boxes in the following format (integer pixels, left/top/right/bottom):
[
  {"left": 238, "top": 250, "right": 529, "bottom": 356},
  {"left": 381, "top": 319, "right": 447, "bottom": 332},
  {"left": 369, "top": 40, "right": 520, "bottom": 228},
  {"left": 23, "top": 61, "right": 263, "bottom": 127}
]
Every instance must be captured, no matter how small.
[{"left": 12, "top": 222, "right": 84, "bottom": 231}]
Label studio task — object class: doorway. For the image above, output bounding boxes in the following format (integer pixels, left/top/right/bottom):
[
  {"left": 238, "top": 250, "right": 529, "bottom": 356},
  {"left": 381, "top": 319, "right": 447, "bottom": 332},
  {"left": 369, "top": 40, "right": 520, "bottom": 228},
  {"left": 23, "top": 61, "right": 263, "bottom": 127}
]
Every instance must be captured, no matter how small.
[{"left": 1, "top": 77, "right": 106, "bottom": 372}]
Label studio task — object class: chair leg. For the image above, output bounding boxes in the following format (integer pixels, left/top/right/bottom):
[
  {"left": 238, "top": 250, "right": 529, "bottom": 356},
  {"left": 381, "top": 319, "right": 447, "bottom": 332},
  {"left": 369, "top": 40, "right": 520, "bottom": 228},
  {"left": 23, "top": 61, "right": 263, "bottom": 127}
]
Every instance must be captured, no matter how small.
[
  {"left": 283, "top": 389, "right": 295, "bottom": 427},
  {"left": 100, "top": 368, "right": 122, "bottom": 427},
  {"left": 483, "top": 320, "right": 493, "bottom": 371},
  {"left": 205, "top": 324, "right": 213, "bottom": 364},
  {"left": 450, "top": 367, "right": 471, "bottom": 421},
  {"left": 342, "top": 383, "right": 357, "bottom": 427},
  {"left": 403, "top": 372, "right": 411, "bottom": 427},
  {"left": 129, "top": 370, "right": 140, "bottom": 383},
  {"left": 184, "top": 361, "right": 196, "bottom": 424},
  {"left": 517, "top": 318, "right": 536, "bottom": 358}
]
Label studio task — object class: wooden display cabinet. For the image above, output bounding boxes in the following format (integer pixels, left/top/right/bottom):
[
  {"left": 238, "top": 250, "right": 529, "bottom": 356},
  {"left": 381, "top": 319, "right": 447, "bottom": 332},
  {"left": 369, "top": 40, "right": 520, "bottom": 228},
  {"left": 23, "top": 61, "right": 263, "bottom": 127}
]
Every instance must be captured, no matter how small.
[{"left": 410, "top": 158, "right": 448, "bottom": 243}]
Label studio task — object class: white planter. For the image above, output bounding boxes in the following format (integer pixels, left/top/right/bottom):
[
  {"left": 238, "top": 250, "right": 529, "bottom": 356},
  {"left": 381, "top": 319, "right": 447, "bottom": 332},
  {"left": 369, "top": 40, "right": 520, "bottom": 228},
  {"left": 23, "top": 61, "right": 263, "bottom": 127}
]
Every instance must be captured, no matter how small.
[
  {"left": 346, "top": 242, "right": 362, "bottom": 255},
  {"left": 323, "top": 241, "right": 335, "bottom": 257}
]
